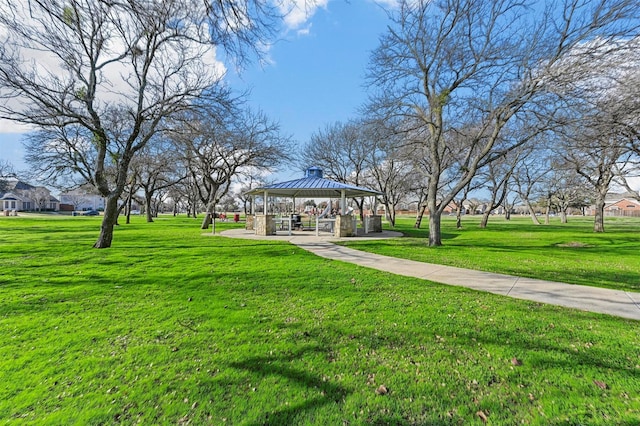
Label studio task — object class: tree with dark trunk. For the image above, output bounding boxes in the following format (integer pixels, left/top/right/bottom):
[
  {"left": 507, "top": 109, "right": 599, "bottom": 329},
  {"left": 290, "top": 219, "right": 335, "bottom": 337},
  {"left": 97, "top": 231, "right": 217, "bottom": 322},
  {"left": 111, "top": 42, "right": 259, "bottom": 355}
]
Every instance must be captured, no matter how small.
[
  {"left": 131, "top": 138, "right": 186, "bottom": 223},
  {"left": 561, "top": 131, "right": 630, "bottom": 233},
  {"left": 547, "top": 38, "right": 640, "bottom": 232},
  {"left": 171, "top": 108, "right": 290, "bottom": 230},
  {"left": 366, "top": 0, "right": 638, "bottom": 246},
  {"left": 478, "top": 147, "right": 522, "bottom": 228},
  {"left": 1, "top": 0, "right": 284, "bottom": 247}
]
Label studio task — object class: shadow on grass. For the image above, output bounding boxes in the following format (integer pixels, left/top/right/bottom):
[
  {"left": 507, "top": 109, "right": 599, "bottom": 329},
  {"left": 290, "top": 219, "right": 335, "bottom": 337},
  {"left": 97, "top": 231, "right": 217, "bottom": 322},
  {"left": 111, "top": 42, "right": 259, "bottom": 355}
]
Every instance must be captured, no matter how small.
[{"left": 228, "top": 346, "right": 351, "bottom": 425}]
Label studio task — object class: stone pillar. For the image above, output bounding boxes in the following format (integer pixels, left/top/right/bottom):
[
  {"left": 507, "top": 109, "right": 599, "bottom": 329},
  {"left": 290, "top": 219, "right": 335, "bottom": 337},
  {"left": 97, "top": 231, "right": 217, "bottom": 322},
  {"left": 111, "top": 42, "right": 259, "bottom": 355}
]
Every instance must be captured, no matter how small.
[
  {"left": 366, "top": 215, "right": 382, "bottom": 233},
  {"left": 335, "top": 215, "right": 355, "bottom": 237},
  {"left": 255, "top": 214, "right": 276, "bottom": 236},
  {"left": 245, "top": 214, "right": 255, "bottom": 230}
]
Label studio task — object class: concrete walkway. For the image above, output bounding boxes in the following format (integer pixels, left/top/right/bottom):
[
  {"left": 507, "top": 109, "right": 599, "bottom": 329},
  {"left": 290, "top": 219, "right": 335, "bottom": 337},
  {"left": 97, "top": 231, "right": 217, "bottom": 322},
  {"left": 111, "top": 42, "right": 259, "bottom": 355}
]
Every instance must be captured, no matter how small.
[{"left": 219, "top": 228, "right": 640, "bottom": 321}]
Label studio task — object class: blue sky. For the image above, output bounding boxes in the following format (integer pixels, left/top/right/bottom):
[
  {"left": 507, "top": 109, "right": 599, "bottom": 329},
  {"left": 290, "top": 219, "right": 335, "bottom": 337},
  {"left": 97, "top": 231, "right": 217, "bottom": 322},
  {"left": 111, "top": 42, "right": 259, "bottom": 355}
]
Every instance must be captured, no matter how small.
[
  {"left": 0, "top": 1, "right": 394, "bottom": 179},
  {"left": 230, "top": 0, "right": 393, "bottom": 178}
]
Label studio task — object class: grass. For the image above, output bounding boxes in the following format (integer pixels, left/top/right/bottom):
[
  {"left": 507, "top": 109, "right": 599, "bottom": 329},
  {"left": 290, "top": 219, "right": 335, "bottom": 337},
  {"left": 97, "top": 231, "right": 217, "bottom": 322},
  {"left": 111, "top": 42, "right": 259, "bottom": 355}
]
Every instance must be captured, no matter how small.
[
  {"left": 0, "top": 214, "right": 639, "bottom": 425},
  {"left": 340, "top": 215, "right": 640, "bottom": 292}
]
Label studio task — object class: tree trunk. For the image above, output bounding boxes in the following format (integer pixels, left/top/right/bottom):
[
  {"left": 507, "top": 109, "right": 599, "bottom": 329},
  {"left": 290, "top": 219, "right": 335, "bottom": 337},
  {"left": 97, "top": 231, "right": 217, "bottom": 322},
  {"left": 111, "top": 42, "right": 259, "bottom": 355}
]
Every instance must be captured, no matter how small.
[
  {"left": 544, "top": 204, "right": 550, "bottom": 225},
  {"left": 523, "top": 200, "right": 541, "bottom": 225},
  {"left": 145, "top": 193, "right": 154, "bottom": 223},
  {"left": 593, "top": 195, "right": 605, "bottom": 233},
  {"left": 428, "top": 209, "right": 442, "bottom": 246},
  {"left": 504, "top": 209, "right": 511, "bottom": 220},
  {"left": 201, "top": 212, "right": 212, "bottom": 229},
  {"left": 560, "top": 210, "right": 567, "bottom": 224},
  {"left": 125, "top": 191, "right": 133, "bottom": 224},
  {"left": 94, "top": 195, "right": 119, "bottom": 248},
  {"left": 479, "top": 210, "right": 490, "bottom": 228},
  {"left": 414, "top": 204, "right": 426, "bottom": 228},
  {"left": 356, "top": 198, "right": 365, "bottom": 222},
  {"left": 385, "top": 203, "right": 396, "bottom": 227},
  {"left": 201, "top": 192, "right": 218, "bottom": 229}
]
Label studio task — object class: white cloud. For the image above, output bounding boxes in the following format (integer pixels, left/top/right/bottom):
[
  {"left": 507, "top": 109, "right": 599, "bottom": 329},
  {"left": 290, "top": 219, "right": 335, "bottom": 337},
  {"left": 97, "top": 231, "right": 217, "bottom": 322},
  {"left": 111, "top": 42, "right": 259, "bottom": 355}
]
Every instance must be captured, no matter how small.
[
  {"left": 369, "top": 0, "right": 401, "bottom": 8},
  {"left": 0, "top": 118, "right": 32, "bottom": 134},
  {"left": 297, "top": 25, "right": 312, "bottom": 37},
  {"left": 0, "top": 0, "right": 227, "bottom": 134},
  {"left": 278, "top": 0, "right": 329, "bottom": 32}
]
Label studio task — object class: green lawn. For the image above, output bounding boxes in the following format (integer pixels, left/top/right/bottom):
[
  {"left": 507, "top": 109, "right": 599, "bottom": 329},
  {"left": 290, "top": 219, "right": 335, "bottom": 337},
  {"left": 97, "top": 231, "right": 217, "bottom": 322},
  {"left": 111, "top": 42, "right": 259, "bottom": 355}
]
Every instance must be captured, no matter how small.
[
  {"left": 341, "top": 215, "right": 640, "bottom": 292},
  {"left": 1, "top": 215, "right": 639, "bottom": 425}
]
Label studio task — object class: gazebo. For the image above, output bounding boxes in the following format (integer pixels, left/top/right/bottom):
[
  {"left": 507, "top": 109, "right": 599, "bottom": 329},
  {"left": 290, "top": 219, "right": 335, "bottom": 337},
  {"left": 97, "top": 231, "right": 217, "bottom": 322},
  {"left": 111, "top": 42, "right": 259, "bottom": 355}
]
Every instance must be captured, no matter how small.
[{"left": 245, "top": 167, "right": 383, "bottom": 237}]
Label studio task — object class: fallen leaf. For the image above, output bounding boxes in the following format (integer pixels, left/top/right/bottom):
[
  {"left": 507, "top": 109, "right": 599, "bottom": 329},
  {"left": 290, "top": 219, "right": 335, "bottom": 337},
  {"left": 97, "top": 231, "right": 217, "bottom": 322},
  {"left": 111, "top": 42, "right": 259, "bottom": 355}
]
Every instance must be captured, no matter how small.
[
  {"left": 476, "top": 410, "right": 488, "bottom": 423},
  {"left": 375, "top": 385, "right": 388, "bottom": 395},
  {"left": 511, "top": 357, "right": 523, "bottom": 366},
  {"left": 593, "top": 380, "right": 608, "bottom": 390}
]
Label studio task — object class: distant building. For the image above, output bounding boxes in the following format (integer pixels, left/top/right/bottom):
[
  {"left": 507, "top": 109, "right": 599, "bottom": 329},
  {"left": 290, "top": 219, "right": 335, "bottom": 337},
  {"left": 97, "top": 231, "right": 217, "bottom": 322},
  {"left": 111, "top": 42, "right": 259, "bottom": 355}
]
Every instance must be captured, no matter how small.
[
  {"left": 59, "top": 187, "right": 106, "bottom": 211},
  {"left": 604, "top": 198, "right": 640, "bottom": 217},
  {"left": 0, "top": 179, "right": 59, "bottom": 212}
]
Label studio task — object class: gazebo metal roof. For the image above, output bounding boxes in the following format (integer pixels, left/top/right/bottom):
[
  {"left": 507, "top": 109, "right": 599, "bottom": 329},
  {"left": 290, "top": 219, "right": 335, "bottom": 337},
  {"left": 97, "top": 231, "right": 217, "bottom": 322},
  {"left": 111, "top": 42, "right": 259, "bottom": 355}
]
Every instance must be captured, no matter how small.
[{"left": 245, "top": 167, "right": 382, "bottom": 198}]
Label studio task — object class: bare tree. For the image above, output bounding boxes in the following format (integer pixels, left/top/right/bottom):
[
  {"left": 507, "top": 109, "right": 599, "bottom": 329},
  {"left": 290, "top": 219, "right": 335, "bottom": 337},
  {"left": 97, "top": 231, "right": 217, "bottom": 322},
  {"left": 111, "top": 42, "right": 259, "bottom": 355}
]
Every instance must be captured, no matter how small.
[
  {"left": 172, "top": 108, "right": 290, "bottom": 230},
  {"left": 30, "top": 187, "right": 51, "bottom": 211},
  {"left": 539, "top": 162, "right": 590, "bottom": 223},
  {"left": 547, "top": 37, "right": 640, "bottom": 232},
  {"left": 561, "top": 125, "right": 631, "bottom": 232},
  {"left": 453, "top": 184, "right": 472, "bottom": 230},
  {"left": 615, "top": 164, "right": 640, "bottom": 202},
  {"left": 512, "top": 146, "right": 551, "bottom": 225},
  {"left": 502, "top": 190, "right": 518, "bottom": 221},
  {"left": 131, "top": 137, "right": 186, "bottom": 223},
  {"left": 62, "top": 190, "right": 90, "bottom": 212},
  {"left": 365, "top": 151, "right": 414, "bottom": 227},
  {"left": 0, "top": 0, "right": 283, "bottom": 248},
  {"left": 237, "top": 174, "right": 268, "bottom": 216},
  {"left": 0, "top": 159, "right": 15, "bottom": 192},
  {"left": 302, "top": 120, "right": 373, "bottom": 221},
  {"left": 477, "top": 152, "right": 517, "bottom": 229},
  {"left": 366, "top": 0, "right": 638, "bottom": 246},
  {"left": 406, "top": 173, "right": 429, "bottom": 229},
  {"left": 168, "top": 175, "right": 202, "bottom": 219}
]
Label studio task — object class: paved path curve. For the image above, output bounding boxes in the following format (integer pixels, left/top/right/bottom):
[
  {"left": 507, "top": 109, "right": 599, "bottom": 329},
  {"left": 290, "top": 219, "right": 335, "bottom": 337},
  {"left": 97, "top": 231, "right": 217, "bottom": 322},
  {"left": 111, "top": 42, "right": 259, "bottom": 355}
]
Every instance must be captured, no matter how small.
[{"left": 219, "top": 229, "right": 640, "bottom": 321}]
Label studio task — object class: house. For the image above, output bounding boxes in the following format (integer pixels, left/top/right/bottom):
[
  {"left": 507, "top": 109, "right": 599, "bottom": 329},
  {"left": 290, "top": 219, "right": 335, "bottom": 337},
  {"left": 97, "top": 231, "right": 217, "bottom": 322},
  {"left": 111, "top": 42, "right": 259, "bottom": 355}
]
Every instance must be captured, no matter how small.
[
  {"left": 59, "top": 187, "right": 106, "bottom": 211},
  {"left": 604, "top": 198, "right": 640, "bottom": 217},
  {"left": 0, "top": 179, "right": 59, "bottom": 212}
]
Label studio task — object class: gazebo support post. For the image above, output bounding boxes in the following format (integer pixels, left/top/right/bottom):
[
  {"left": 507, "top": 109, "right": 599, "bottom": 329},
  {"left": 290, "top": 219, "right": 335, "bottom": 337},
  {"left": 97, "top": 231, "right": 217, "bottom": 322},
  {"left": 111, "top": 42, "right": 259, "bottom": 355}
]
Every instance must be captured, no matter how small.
[
  {"left": 335, "top": 214, "right": 355, "bottom": 238},
  {"left": 334, "top": 190, "right": 355, "bottom": 237},
  {"left": 255, "top": 191, "right": 275, "bottom": 236},
  {"left": 246, "top": 195, "right": 256, "bottom": 230}
]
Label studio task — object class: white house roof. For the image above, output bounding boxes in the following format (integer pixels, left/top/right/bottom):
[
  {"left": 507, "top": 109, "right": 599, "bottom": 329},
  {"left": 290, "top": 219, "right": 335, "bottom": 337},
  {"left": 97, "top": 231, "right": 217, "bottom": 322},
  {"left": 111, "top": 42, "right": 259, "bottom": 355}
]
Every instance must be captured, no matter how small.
[{"left": 0, "top": 192, "right": 25, "bottom": 201}]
